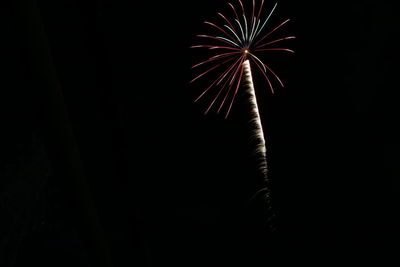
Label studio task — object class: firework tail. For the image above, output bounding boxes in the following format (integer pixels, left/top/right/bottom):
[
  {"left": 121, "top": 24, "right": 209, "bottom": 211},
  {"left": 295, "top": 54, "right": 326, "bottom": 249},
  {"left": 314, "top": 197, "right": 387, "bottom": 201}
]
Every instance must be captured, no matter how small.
[
  {"left": 242, "top": 60, "right": 267, "bottom": 176},
  {"left": 242, "top": 60, "right": 274, "bottom": 226},
  {"left": 242, "top": 60, "right": 268, "bottom": 177}
]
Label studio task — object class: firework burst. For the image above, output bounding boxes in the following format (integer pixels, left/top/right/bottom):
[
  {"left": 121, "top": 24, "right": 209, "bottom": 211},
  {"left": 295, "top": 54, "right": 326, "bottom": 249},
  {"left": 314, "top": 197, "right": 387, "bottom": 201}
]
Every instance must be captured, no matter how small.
[{"left": 191, "top": 0, "right": 294, "bottom": 118}]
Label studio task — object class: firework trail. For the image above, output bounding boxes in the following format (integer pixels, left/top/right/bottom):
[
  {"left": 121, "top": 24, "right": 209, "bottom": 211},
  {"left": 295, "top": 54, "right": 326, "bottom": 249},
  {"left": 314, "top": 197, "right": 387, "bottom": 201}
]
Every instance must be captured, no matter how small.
[
  {"left": 191, "top": 0, "right": 294, "bottom": 202},
  {"left": 242, "top": 60, "right": 267, "bottom": 177}
]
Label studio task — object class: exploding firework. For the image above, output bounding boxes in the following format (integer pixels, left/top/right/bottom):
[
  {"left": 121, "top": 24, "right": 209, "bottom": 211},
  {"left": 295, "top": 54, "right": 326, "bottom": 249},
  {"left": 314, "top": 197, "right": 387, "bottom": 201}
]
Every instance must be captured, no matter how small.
[
  {"left": 191, "top": 0, "right": 294, "bottom": 202},
  {"left": 191, "top": 0, "right": 294, "bottom": 118}
]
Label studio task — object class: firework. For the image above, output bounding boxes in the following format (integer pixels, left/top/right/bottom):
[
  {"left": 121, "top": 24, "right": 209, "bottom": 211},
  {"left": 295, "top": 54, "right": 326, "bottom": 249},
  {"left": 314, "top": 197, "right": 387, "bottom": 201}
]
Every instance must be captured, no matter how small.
[
  {"left": 191, "top": 0, "right": 294, "bottom": 203},
  {"left": 191, "top": 0, "right": 294, "bottom": 118}
]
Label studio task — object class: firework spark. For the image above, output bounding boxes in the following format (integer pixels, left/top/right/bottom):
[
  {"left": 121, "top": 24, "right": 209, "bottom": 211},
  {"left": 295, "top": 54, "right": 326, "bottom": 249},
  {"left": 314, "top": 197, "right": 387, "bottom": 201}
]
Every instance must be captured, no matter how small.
[{"left": 191, "top": 0, "right": 294, "bottom": 118}]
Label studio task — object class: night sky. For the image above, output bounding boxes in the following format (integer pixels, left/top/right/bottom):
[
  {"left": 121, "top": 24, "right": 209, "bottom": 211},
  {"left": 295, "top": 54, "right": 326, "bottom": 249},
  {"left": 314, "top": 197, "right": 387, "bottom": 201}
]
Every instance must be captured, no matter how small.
[{"left": 2, "top": 0, "right": 400, "bottom": 266}]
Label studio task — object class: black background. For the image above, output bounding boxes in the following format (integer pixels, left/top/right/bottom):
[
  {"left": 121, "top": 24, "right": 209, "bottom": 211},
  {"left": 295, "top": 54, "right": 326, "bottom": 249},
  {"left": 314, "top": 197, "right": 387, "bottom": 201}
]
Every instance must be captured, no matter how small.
[{"left": 1, "top": 0, "right": 399, "bottom": 266}]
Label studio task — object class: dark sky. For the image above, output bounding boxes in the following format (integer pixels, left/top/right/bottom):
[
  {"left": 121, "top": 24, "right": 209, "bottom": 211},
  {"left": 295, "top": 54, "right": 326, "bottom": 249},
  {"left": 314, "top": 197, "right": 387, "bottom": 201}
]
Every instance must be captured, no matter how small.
[{"left": 2, "top": 0, "right": 400, "bottom": 266}]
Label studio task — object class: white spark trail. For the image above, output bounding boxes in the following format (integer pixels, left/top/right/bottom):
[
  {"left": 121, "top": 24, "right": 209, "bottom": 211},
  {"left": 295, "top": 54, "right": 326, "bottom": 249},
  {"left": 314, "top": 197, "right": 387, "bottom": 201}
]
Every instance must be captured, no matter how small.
[
  {"left": 224, "top": 24, "right": 244, "bottom": 46},
  {"left": 243, "top": 15, "right": 249, "bottom": 43},
  {"left": 242, "top": 60, "right": 267, "bottom": 177},
  {"left": 234, "top": 19, "right": 246, "bottom": 43},
  {"left": 251, "top": 2, "right": 277, "bottom": 43}
]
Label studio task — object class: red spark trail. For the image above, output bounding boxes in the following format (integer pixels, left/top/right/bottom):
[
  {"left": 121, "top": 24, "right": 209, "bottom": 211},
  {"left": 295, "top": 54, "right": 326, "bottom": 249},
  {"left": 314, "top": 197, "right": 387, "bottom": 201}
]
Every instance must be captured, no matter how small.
[
  {"left": 204, "top": 21, "right": 236, "bottom": 43},
  {"left": 228, "top": 2, "right": 240, "bottom": 22},
  {"left": 195, "top": 55, "right": 244, "bottom": 102},
  {"left": 254, "top": 19, "right": 291, "bottom": 46},
  {"left": 192, "top": 51, "right": 241, "bottom": 69},
  {"left": 250, "top": 55, "right": 274, "bottom": 93},
  {"left": 238, "top": 0, "right": 245, "bottom": 17},
  {"left": 225, "top": 62, "right": 245, "bottom": 118},
  {"left": 217, "top": 12, "right": 239, "bottom": 38},
  {"left": 190, "top": 56, "right": 236, "bottom": 84},
  {"left": 251, "top": 0, "right": 256, "bottom": 26},
  {"left": 256, "top": 0, "right": 264, "bottom": 20},
  {"left": 255, "top": 48, "right": 294, "bottom": 53},
  {"left": 263, "top": 62, "right": 284, "bottom": 87},
  {"left": 196, "top": 35, "right": 239, "bottom": 47},
  {"left": 217, "top": 56, "right": 245, "bottom": 113},
  {"left": 256, "top": 36, "right": 296, "bottom": 48},
  {"left": 205, "top": 57, "right": 245, "bottom": 114},
  {"left": 191, "top": 45, "right": 241, "bottom": 50}
]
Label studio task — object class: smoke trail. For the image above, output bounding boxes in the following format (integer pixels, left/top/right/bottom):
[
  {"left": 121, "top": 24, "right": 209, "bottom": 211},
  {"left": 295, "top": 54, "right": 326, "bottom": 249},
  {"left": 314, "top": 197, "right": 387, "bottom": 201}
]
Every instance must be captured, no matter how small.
[{"left": 242, "top": 60, "right": 268, "bottom": 178}]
